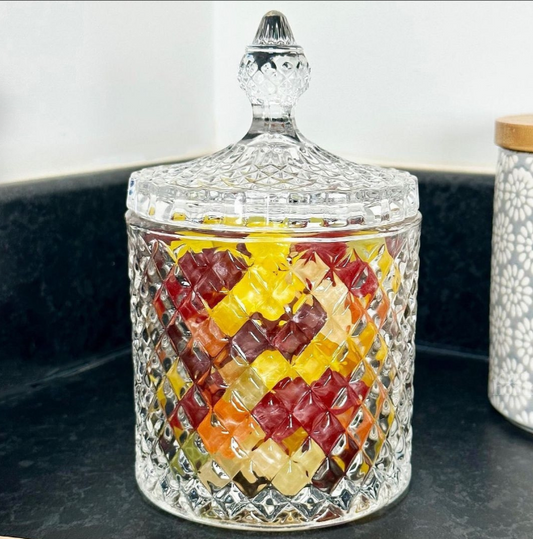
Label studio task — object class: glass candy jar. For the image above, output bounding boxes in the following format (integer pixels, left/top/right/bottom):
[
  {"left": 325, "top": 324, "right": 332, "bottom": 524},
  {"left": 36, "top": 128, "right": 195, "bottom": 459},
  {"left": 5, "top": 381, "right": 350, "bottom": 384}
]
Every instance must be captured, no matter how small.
[{"left": 126, "top": 11, "right": 421, "bottom": 530}]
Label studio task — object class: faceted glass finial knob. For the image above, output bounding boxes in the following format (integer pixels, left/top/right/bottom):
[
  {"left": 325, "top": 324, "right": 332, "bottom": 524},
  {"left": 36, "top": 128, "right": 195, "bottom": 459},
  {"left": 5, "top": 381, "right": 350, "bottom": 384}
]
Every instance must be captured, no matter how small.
[
  {"left": 238, "top": 11, "right": 310, "bottom": 114},
  {"left": 253, "top": 10, "right": 296, "bottom": 46}
]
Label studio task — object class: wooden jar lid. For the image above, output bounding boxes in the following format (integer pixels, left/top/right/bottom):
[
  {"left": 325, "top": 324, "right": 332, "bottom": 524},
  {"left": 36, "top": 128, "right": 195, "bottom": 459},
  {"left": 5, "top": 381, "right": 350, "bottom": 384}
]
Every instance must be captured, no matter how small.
[{"left": 495, "top": 114, "right": 533, "bottom": 152}]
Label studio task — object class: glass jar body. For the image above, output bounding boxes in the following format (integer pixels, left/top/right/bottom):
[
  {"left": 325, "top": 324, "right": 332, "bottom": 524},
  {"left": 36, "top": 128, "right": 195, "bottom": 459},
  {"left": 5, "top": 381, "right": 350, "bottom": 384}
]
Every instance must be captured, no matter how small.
[{"left": 127, "top": 212, "right": 421, "bottom": 530}]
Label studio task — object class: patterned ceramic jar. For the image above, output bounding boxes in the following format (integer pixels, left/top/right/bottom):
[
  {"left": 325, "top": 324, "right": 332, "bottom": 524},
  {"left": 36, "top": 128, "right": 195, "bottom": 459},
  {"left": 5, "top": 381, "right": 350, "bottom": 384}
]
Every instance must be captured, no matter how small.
[{"left": 489, "top": 115, "right": 533, "bottom": 431}]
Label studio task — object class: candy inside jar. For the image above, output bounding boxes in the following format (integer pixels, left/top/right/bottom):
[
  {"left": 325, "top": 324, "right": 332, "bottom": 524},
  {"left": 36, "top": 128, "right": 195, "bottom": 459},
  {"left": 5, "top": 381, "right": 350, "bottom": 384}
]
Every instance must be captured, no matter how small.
[{"left": 126, "top": 11, "right": 421, "bottom": 530}]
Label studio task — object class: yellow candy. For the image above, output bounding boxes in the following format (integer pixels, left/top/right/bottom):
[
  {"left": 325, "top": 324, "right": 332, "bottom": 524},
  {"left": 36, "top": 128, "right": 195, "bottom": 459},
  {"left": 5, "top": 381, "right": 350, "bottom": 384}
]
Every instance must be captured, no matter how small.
[
  {"left": 351, "top": 318, "right": 378, "bottom": 358},
  {"left": 245, "top": 235, "right": 291, "bottom": 268},
  {"left": 251, "top": 439, "right": 289, "bottom": 480},
  {"left": 391, "top": 263, "right": 401, "bottom": 293},
  {"left": 311, "top": 276, "right": 352, "bottom": 345},
  {"left": 349, "top": 238, "right": 394, "bottom": 284},
  {"left": 291, "top": 438, "right": 325, "bottom": 479},
  {"left": 226, "top": 264, "right": 305, "bottom": 322},
  {"left": 166, "top": 362, "right": 191, "bottom": 399},
  {"left": 373, "top": 335, "right": 388, "bottom": 362},
  {"left": 271, "top": 460, "right": 309, "bottom": 496},
  {"left": 251, "top": 350, "right": 295, "bottom": 390},
  {"left": 282, "top": 427, "right": 308, "bottom": 456},
  {"left": 227, "top": 368, "right": 268, "bottom": 410},
  {"left": 210, "top": 294, "right": 249, "bottom": 336},
  {"left": 291, "top": 338, "right": 336, "bottom": 385},
  {"left": 213, "top": 452, "right": 247, "bottom": 480},
  {"left": 329, "top": 342, "right": 360, "bottom": 378},
  {"left": 156, "top": 384, "right": 168, "bottom": 414},
  {"left": 221, "top": 216, "right": 244, "bottom": 227}
]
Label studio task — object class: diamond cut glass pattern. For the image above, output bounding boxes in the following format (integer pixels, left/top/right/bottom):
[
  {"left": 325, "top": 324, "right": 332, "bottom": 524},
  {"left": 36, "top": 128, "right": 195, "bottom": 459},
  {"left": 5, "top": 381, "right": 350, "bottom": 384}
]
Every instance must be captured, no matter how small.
[
  {"left": 126, "top": 9, "right": 421, "bottom": 530},
  {"left": 128, "top": 222, "right": 420, "bottom": 529}
]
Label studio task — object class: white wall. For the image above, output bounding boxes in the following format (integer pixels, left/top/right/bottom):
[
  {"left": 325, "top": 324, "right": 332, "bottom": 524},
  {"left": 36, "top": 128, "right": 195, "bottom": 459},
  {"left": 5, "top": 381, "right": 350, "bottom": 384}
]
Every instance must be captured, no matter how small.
[
  {"left": 3, "top": 1, "right": 533, "bottom": 183},
  {"left": 214, "top": 1, "right": 533, "bottom": 172},
  {"left": 0, "top": 1, "right": 213, "bottom": 183}
]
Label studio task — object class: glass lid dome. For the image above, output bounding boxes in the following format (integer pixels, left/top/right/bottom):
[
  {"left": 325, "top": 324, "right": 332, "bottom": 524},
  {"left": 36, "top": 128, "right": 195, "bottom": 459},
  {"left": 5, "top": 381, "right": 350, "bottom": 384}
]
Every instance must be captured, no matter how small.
[{"left": 127, "top": 11, "right": 419, "bottom": 231}]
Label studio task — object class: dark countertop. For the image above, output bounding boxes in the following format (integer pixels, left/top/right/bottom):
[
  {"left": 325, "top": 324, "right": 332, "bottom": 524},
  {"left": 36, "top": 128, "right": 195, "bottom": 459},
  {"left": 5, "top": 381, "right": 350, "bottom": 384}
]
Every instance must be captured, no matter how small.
[{"left": 1, "top": 350, "right": 531, "bottom": 539}]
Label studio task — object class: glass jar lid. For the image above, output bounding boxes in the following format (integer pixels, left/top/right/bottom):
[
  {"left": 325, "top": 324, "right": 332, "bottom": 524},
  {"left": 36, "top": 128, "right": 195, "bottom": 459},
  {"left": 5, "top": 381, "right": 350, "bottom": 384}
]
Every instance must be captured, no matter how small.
[{"left": 127, "top": 11, "right": 419, "bottom": 231}]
